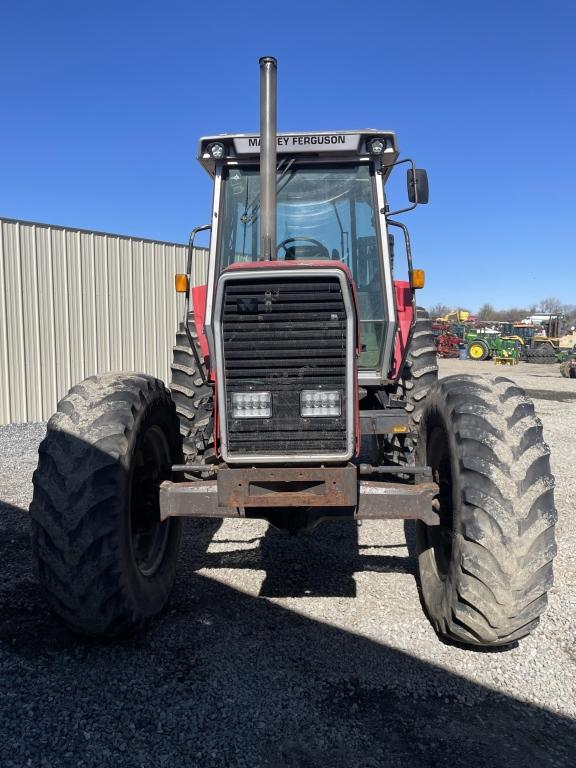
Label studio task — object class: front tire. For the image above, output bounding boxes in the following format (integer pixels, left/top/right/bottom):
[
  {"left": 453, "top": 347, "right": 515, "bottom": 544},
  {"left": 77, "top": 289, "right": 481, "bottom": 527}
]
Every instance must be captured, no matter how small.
[
  {"left": 30, "top": 374, "right": 183, "bottom": 637},
  {"left": 416, "top": 374, "right": 557, "bottom": 647}
]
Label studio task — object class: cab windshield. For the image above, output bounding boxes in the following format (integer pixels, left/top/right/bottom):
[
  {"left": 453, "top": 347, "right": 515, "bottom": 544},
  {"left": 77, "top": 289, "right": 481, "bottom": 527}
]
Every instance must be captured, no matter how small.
[{"left": 218, "top": 163, "right": 386, "bottom": 368}]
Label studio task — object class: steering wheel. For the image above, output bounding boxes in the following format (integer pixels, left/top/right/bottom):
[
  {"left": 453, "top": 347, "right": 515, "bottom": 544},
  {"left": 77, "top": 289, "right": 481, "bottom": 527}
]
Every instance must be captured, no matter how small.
[{"left": 276, "top": 237, "right": 328, "bottom": 260}]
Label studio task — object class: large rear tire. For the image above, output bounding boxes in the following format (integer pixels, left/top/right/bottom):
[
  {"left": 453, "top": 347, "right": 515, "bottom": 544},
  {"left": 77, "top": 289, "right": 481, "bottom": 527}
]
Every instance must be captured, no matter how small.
[
  {"left": 416, "top": 374, "right": 557, "bottom": 647},
  {"left": 384, "top": 307, "right": 438, "bottom": 465},
  {"left": 170, "top": 313, "right": 215, "bottom": 464},
  {"left": 30, "top": 374, "right": 183, "bottom": 637}
]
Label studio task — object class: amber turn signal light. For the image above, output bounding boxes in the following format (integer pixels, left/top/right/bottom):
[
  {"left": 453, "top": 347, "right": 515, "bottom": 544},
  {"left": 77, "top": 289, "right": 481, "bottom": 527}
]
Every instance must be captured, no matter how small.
[
  {"left": 410, "top": 269, "right": 425, "bottom": 289},
  {"left": 175, "top": 274, "right": 189, "bottom": 293}
]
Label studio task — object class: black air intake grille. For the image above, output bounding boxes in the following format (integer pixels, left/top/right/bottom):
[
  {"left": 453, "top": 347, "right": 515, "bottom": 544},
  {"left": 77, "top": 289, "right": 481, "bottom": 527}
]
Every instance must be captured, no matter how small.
[{"left": 221, "top": 275, "right": 349, "bottom": 457}]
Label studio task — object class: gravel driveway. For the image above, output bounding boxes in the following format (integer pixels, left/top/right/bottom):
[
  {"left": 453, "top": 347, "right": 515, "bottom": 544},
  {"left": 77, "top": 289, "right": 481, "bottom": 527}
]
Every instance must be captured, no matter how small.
[{"left": 0, "top": 360, "right": 574, "bottom": 767}]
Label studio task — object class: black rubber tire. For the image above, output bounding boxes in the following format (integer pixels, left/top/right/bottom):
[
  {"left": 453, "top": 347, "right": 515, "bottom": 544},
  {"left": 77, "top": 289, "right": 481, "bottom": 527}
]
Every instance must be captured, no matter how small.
[
  {"left": 524, "top": 348, "right": 540, "bottom": 363},
  {"left": 415, "top": 374, "right": 557, "bottom": 647},
  {"left": 386, "top": 307, "right": 438, "bottom": 463},
  {"left": 30, "top": 374, "right": 183, "bottom": 637},
  {"left": 466, "top": 339, "right": 490, "bottom": 361},
  {"left": 170, "top": 313, "right": 215, "bottom": 463},
  {"left": 526, "top": 345, "right": 556, "bottom": 364}
]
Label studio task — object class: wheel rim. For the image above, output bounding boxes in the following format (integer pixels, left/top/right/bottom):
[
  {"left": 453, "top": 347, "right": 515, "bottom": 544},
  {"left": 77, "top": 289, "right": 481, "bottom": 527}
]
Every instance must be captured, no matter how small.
[
  {"left": 130, "top": 425, "right": 172, "bottom": 577},
  {"left": 469, "top": 343, "right": 485, "bottom": 359},
  {"left": 425, "top": 425, "right": 454, "bottom": 579}
]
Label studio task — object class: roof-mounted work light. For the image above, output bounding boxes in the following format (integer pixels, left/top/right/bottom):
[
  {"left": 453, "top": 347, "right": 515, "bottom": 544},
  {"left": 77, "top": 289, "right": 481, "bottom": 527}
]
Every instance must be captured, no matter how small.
[
  {"left": 208, "top": 142, "right": 225, "bottom": 160},
  {"left": 368, "top": 137, "right": 387, "bottom": 155}
]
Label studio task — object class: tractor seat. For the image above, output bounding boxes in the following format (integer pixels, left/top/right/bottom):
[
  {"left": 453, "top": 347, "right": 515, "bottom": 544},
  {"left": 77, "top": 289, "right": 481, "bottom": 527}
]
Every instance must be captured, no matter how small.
[{"left": 283, "top": 244, "right": 329, "bottom": 260}]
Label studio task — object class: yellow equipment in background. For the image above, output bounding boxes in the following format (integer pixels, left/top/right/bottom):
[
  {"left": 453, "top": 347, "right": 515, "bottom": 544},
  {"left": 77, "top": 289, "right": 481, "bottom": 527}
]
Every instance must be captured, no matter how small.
[{"left": 436, "top": 309, "right": 470, "bottom": 323}]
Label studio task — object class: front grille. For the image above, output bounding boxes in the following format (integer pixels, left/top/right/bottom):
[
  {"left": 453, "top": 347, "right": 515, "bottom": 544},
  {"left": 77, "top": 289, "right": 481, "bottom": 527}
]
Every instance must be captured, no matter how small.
[{"left": 220, "top": 274, "right": 349, "bottom": 457}]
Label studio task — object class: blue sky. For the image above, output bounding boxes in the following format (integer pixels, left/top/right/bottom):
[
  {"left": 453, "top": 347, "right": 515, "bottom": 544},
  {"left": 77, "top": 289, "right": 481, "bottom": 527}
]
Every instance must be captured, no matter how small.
[{"left": 1, "top": 0, "right": 574, "bottom": 311}]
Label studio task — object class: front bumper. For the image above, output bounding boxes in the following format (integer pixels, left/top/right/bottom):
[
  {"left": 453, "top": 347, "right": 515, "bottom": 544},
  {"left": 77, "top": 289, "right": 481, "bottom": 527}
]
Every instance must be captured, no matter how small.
[{"left": 159, "top": 464, "right": 439, "bottom": 526}]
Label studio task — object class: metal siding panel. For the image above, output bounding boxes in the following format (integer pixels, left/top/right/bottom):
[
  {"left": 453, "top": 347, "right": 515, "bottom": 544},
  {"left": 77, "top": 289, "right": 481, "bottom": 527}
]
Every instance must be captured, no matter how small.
[
  {"left": 119, "top": 237, "right": 135, "bottom": 371},
  {"left": 67, "top": 230, "right": 85, "bottom": 384},
  {"left": 192, "top": 246, "right": 209, "bottom": 288},
  {"left": 108, "top": 237, "right": 122, "bottom": 371},
  {"left": 4, "top": 223, "right": 27, "bottom": 421},
  {"left": 143, "top": 241, "right": 157, "bottom": 374},
  {"left": 20, "top": 224, "right": 42, "bottom": 420},
  {"left": 80, "top": 232, "right": 97, "bottom": 377},
  {"left": 165, "top": 244, "right": 177, "bottom": 383},
  {"left": 35, "top": 225, "right": 58, "bottom": 419},
  {"left": 133, "top": 239, "right": 146, "bottom": 372},
  {"left": 94, "top": 233, "right": 111, "bottom": 372},
  {"left": 0, "top": 217, "right": 208, "bottom": 424},
  {"left": 0, "top": 223, "right": 12, "bottom": 423},
  {"left": 52, "top": 228, "right": 72, "bottom": 403},
  {"left": 154, "top": 243, "right": 167, "bottom": 382}
]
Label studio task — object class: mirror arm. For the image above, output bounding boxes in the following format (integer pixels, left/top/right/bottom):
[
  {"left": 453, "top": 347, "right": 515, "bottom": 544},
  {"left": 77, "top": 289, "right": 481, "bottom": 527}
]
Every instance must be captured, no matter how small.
[
  {"left": 183, "top": 224, "right": 212, "bottom": 387},
  {"left": 381, "top": 157, "right": 418, "bottom": 217},
  {"left": 387, "top": 219, "right": 413, "bottom": 274},
  {"left": 387, "top": 218, "right": 416, "bottom": 384}
]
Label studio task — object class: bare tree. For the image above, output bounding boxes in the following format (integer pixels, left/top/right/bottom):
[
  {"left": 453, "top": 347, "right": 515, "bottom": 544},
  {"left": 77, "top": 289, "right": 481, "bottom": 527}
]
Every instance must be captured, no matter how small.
[
  {"left": 507, "top": 307, "right": 530, "bottom": 321},
  {"left": 477, "top": 303, "right": 496, "bottom": 321},
  {"left": 429, "top": 303, "right": 450, "bottom": 319},
  {"left": 538, "top": 296, "right": 563, "bottom": 314},
  {"left": 563, "top": 304, "right": 576, "bottom": 324}
]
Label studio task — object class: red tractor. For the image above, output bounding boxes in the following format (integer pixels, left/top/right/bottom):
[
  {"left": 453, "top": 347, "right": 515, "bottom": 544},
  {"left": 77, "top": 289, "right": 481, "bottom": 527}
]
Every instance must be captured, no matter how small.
[{"left": 31, "top": 58, "right": 556, "bottom": 647}]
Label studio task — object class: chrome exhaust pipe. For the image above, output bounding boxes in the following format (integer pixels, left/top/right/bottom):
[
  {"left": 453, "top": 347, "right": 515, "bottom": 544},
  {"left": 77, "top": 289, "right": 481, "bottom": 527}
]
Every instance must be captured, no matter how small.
[{"left": 259, "top": 56, "right": 277, "bottom": 260}]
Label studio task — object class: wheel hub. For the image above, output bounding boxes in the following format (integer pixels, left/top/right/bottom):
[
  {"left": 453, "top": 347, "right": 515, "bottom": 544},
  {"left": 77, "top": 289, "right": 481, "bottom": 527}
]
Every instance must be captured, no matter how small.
[{"left": 130, "top": 426, "right": 172, "bottom": 576}]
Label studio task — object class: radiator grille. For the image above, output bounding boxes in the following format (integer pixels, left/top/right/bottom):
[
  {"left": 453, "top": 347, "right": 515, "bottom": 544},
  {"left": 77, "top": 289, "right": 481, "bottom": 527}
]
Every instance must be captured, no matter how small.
[{"left": 220, "top": 275, "right": 349, "bottom": 457}]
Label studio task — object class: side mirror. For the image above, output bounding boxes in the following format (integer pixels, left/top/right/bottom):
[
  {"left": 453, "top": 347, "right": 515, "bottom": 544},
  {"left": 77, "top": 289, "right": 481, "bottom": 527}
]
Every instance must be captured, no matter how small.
[{"left": 407, "top": 169, "right": 429, "bottom": 204}]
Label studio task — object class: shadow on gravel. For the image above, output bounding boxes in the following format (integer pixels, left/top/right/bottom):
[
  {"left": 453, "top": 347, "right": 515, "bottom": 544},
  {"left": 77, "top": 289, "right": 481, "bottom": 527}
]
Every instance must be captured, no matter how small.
[
  {"left": 1, "top": 493, "right": 575, "bottom": 768},
  {"left": 191, "top": 522, "right": 413, "bottom": 599}
]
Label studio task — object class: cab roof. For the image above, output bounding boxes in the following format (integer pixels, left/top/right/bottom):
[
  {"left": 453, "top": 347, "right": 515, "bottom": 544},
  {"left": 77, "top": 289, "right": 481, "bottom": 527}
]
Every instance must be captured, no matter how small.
[{"left": 197, "top": 129, "right": 398, "bottom": 176}]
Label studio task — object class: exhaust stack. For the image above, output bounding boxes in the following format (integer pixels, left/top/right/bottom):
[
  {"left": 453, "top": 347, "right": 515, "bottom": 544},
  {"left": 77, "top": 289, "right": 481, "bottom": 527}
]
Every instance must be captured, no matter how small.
[{"left": 259, "top": 56, "right": 277, "bottom": 260}]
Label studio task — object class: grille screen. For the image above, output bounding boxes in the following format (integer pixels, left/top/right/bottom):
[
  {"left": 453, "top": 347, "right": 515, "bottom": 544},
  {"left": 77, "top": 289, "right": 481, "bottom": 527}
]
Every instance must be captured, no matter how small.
[{"left": 221, "top": 275, "right": 348, "bottom": 456}]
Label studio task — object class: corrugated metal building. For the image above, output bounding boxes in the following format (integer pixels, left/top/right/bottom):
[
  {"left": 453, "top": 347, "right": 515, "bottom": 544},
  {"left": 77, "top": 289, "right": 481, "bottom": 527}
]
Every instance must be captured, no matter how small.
[{"left": 0, "top": 217, "right": 209, "bottom": 424}]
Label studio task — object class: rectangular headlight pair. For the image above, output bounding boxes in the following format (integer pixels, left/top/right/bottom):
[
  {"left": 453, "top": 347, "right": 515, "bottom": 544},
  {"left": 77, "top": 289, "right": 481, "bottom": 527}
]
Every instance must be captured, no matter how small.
[{"left": 230, "top": 390, "right": 342, "bottom": 419}]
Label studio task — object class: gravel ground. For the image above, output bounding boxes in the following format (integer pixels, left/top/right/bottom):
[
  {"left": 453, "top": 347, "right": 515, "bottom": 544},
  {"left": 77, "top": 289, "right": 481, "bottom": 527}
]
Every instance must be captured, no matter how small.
[{"left": 0, "top": 360, "right": 575, "bottom": 767}]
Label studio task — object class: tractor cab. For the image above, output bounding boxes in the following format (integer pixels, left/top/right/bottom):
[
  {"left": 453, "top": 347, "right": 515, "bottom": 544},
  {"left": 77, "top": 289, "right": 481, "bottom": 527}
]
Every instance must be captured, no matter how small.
[{"left": 196, "top": 130, "right": 418, "bottom": 378}]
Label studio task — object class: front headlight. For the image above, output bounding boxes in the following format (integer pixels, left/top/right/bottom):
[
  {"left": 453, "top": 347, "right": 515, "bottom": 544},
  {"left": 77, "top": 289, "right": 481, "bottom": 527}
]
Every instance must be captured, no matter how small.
[
  {"left": 231, "top": 391, "right": 272, "bottom": 419},
  {"left": 300, "top": 390, "right": 341, "bottom": 417}
]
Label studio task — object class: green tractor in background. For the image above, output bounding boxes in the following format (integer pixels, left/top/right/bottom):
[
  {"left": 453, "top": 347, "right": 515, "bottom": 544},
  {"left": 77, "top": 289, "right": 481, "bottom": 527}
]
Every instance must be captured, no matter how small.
[{"left": 465, "top": 328, "right": 520, "bottom": 362}]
